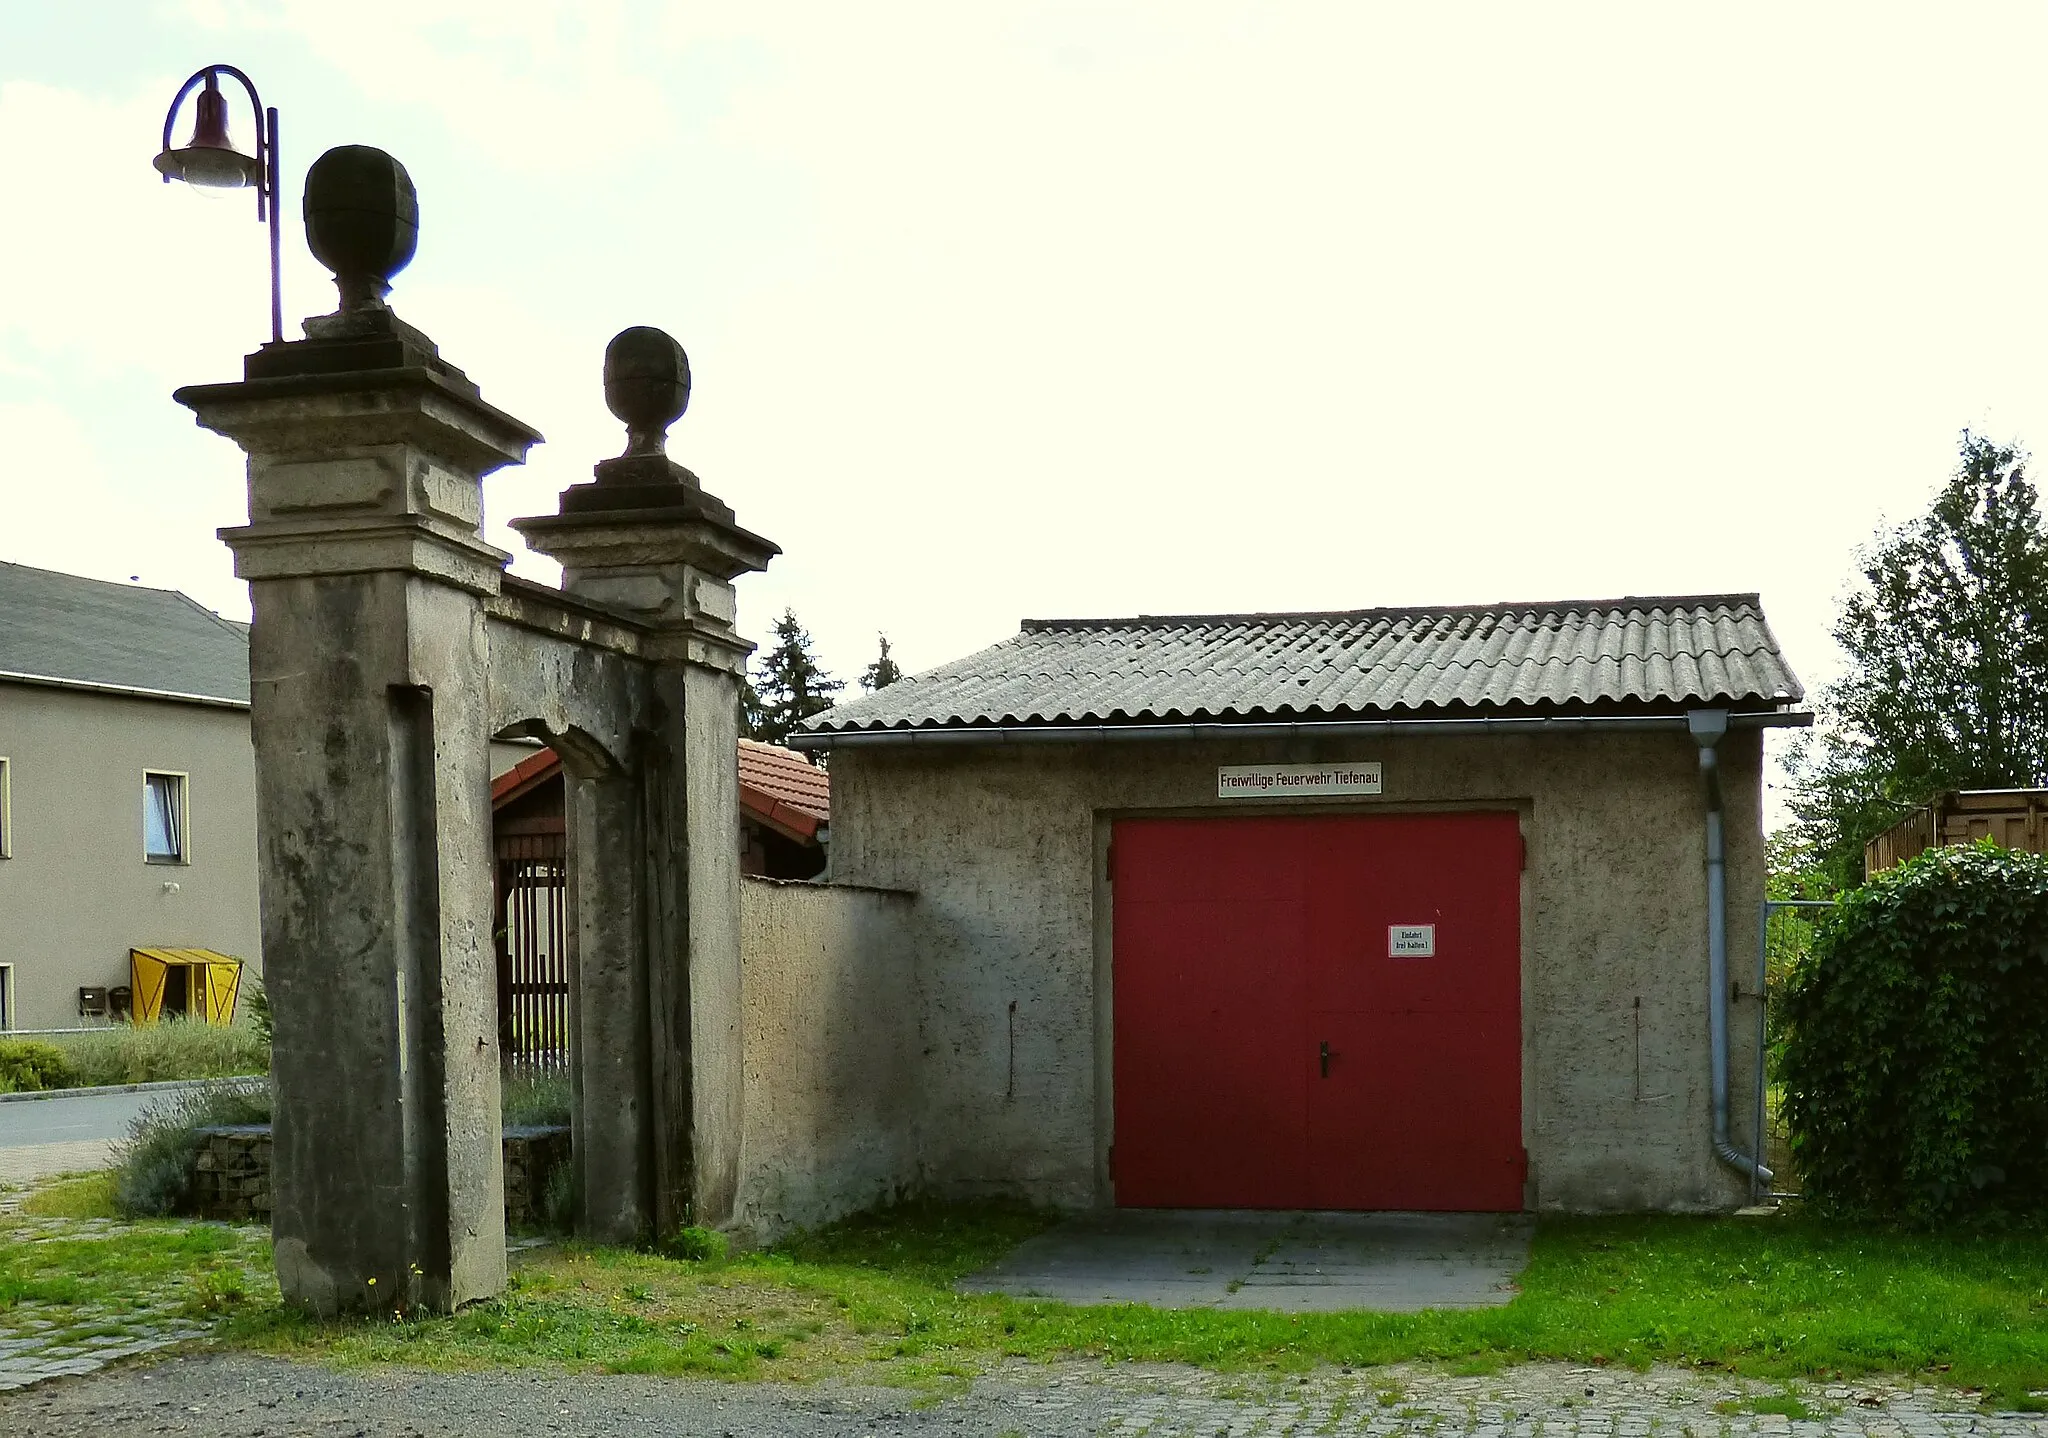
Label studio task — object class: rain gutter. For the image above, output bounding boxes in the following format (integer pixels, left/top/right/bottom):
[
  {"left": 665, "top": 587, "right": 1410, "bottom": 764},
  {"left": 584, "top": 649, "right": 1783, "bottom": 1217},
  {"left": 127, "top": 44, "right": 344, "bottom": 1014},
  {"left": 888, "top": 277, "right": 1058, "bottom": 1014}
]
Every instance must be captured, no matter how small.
[
  {"left": 0, "top": 670, "right": 250, "bottom": 711},
  {"left": 1690, "top": 707, "right": 1773, "bottom": 1188},
  {"left": 787, "top": 709, "right": 1810, "bottom": 751}
]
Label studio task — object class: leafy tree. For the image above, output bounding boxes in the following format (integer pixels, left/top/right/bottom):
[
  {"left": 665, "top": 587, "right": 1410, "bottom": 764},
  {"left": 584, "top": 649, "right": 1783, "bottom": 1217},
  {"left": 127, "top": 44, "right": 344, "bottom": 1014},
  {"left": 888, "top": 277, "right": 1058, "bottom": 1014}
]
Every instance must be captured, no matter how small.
[
  {"left": 1787, "top": 433, "right": 2048, "bottom": 889},
  {"left": 745, "top": 609, "right": 843, "bottom": 745},
  {"left": 1765, "top": 830, "right": 1837, "bottom": 902},
  {"left": 862, "top": 633, "right": 903, "bottom": 692}
]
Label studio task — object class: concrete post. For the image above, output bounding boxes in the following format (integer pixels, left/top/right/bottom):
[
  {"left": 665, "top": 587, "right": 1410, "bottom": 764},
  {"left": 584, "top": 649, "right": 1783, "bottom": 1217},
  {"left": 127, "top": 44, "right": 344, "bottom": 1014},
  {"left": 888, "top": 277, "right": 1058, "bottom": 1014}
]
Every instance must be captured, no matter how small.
[
  {"left": 174, "top": 147, "right": 541, "bottom": 1315},
  {"left": 561, "top": 763, "right": 655, "bottom": 1241},
  {"left": 514, "top": 327, "right": 777, "bottom": 1236}
]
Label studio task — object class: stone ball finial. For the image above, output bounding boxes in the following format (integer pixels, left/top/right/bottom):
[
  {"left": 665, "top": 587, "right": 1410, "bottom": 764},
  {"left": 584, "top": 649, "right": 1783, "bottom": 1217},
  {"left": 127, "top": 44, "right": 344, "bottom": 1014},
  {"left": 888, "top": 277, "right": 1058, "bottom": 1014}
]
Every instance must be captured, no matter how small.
[
  {"left": 604, "top": 326, "right": 691, "bottom": 457},
  {"left": 304, "top": 146, "right": 419, "bottom": 313}
]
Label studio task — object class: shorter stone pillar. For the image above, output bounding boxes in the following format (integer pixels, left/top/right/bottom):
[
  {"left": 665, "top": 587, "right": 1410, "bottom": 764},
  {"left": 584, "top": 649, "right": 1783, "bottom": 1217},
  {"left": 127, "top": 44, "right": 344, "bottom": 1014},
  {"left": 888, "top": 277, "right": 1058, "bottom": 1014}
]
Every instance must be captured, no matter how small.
[
  {"left": 176, "top": 146, "right": 541, "bottom": 1315},
  {"left": 514, "top": 327, "right": 777, "bottom": 1238}
]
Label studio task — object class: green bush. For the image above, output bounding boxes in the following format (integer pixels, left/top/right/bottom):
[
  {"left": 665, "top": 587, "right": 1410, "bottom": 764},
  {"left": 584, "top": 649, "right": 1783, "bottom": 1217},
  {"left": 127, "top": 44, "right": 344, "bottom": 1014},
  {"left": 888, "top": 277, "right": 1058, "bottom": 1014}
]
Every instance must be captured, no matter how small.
[
  {"left": 1781, "top": 840, "right": 2048, "bottom": 1221},
  {"left": 659, "top": 1225, "right": 729, "bottom": 1264},
  {"left": 113, "top": 1082, "right": 271, "bottom": 1218},
  {"left": 243, "top": 974, "right": 273, "bottom": 1047},
  {"left": 51, "top": 1013, "right": 269, "bottom": 1088},
  {"left": 0, "top": 1039, "right": 78, "bottom": 1093}
]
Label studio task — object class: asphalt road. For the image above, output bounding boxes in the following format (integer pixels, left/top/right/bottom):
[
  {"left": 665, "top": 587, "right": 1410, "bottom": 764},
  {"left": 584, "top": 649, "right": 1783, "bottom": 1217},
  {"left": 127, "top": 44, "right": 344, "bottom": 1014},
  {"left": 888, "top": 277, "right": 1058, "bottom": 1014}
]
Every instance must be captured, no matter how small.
[{"left": 0, "top": 1088, "right": 187, "bottom": 1148}]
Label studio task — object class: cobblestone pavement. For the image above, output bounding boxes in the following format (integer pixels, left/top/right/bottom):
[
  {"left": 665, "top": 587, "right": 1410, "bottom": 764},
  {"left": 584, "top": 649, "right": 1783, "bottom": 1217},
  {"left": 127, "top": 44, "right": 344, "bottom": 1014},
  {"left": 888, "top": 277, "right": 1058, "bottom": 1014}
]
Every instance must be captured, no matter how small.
[
  {"left": 0, "top": 1194, "right": 248, "bottom": 1395},
  {"left": 2, "top": 1350, "right": 2043, "bottom": 1436},
  {"left": 0, "top": 1141, "right": 118, "bottom": 1189}
]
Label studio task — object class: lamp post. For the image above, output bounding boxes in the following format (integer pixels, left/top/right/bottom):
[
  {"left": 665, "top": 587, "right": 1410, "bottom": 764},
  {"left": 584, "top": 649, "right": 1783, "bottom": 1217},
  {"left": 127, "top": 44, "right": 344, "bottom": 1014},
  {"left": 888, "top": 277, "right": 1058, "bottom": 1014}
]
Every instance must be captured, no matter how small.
[{"left": 154, "top": 65, "right": 281, "bottom": 343}]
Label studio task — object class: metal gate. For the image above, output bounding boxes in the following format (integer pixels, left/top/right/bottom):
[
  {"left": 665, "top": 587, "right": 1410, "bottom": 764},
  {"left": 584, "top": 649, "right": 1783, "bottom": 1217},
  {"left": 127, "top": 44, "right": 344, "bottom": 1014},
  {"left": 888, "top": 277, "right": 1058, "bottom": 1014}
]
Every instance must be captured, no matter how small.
[
  {"left": 495, "top": 822, "right": 568, "bottom": 1073},
  {"left": 1753, "top": 899, "right": 1835, "bottom": 1201}
]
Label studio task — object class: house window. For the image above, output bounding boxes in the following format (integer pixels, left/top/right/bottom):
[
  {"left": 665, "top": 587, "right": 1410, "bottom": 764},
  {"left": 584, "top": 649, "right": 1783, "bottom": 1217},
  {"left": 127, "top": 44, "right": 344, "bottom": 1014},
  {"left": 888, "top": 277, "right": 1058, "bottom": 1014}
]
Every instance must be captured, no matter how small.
[
  {"left": 0, "top": 963, "right": 12, "bottom": 1031},
  {"left": 0, "top": 756, "right": 10, "bottom": 858},
  {"left": 144, "top": 771, "right": 188, "bottom": 864}
]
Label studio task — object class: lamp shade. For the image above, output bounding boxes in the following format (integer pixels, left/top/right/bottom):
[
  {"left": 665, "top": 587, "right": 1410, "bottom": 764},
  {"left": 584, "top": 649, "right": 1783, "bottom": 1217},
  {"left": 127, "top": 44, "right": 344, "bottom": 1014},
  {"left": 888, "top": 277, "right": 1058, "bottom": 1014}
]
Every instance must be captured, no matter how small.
[{"left": 153, "top": 78, "right": 263, "bottom": 191}]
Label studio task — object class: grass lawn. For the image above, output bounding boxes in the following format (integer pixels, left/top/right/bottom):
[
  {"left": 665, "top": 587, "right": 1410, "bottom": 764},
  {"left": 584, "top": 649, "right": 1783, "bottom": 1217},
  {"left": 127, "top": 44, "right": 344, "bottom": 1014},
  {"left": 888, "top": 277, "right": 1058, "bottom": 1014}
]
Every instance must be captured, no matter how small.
[
  {"left": 3, "top": 1175, "right": 273, "bottom": 1340},
  {"left": 180, "top": 1202, "right": 2048, "bottom": 1407}
]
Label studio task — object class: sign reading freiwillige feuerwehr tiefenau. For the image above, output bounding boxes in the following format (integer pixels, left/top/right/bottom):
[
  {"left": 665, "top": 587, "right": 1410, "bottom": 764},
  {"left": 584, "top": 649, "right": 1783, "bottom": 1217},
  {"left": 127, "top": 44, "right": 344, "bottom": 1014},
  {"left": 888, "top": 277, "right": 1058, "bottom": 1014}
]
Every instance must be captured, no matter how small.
[{"left": 1216, "top": 762, "right": 1383, "bottom": 798}]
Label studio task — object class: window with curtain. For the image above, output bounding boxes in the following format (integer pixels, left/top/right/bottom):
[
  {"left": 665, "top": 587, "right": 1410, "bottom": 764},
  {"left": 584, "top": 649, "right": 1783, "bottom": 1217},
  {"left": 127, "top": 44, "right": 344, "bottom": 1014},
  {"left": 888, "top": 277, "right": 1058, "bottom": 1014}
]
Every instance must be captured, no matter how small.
[{"left": 144, "top": 772, "right": 186, "bottom": 863}]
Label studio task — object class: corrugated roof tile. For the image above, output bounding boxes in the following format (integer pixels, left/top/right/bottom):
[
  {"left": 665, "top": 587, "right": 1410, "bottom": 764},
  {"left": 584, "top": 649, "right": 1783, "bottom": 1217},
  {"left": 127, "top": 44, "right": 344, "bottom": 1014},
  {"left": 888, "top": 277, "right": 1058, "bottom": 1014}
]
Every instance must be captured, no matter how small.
[{"left": 806, "top": 594, "right": 1805, "bottom": 733}]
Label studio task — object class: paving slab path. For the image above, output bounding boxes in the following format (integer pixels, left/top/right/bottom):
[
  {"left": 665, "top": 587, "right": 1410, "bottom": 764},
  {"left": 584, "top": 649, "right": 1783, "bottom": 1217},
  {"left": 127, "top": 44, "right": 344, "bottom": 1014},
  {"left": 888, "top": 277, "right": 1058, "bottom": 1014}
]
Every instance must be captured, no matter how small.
[
  {"left": 961, "top": 1209, "right": 1535, "bottom": 1311},
  {"left": 0, "top": 1206, "right": 258, "bottom": 1395},
  {"left": 0, "top": 1140, "right": 121, "bottom": 1190},
  {"left": 1, "top": 1351, "right": 2038, "bottom": 1437}
]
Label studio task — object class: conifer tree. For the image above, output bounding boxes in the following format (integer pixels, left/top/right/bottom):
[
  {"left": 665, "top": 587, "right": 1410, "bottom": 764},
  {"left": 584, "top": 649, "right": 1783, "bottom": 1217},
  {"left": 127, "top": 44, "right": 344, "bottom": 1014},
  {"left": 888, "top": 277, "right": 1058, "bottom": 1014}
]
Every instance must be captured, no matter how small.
[
  {"left": 862, "top": 633, "right": 903, "bottom": 692},
  {"left": 745, "top": 608, "right": 843, "bottom": 745}
]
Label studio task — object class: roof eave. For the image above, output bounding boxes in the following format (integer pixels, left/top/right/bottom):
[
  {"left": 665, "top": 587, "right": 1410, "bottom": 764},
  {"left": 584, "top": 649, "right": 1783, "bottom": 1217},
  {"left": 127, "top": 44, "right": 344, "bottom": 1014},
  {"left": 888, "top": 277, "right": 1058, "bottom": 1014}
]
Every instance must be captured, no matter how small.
[
  {"left": 790, "top": 706, "right": 1813, "bottom": 750},
  {"left": 0, "top": 670, "right": 250, "bottom": 711}
]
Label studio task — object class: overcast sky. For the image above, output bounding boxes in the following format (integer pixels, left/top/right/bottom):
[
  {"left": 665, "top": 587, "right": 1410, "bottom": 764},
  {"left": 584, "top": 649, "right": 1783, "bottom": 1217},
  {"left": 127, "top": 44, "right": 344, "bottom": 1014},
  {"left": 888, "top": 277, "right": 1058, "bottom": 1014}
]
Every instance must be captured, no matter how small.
[{"left": 8, "top": 3, "right": 2048, "bottom": 820}]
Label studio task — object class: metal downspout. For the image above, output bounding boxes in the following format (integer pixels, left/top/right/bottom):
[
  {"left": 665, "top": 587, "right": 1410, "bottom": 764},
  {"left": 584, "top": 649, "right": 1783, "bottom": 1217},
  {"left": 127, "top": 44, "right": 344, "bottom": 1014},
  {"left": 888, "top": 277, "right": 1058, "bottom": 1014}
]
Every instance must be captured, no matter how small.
[{"left": 1688, "top": 708, "right": 1773, "bottom": 1187}]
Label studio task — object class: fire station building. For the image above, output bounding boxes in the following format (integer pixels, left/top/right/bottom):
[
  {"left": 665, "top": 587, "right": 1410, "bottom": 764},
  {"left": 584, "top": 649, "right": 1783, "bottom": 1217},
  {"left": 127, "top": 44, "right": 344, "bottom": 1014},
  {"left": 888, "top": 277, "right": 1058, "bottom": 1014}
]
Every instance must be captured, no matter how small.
[{"left": 787, "top": 594, "right": 1804, "bottom": 1214}]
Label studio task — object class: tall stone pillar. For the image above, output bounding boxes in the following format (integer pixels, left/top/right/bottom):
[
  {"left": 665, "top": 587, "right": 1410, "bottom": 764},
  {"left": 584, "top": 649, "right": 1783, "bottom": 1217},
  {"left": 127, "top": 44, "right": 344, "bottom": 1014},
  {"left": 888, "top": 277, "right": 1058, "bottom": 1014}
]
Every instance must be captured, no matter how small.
[
  {"left": 514, "top": 327, "right": 777, "bottom": 1237},
  {"left": 175, "top": 147, "right": 541, "bottom": 1315}
]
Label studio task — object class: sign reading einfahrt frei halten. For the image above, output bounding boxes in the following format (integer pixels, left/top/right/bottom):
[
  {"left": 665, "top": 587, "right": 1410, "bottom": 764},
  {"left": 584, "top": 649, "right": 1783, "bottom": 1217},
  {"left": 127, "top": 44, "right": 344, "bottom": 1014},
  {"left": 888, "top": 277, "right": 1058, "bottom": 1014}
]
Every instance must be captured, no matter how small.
[{"left": 1216, "top": 762, "right": 1383, "bottom": 798}]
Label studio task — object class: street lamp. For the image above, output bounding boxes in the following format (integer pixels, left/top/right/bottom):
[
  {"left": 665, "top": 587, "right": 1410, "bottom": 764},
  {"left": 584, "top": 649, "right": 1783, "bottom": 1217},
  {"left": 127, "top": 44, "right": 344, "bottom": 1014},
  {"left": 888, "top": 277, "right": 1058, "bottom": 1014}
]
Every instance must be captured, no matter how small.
[{"left": 154, "top": 65, "right": 281, "bottom": 342}]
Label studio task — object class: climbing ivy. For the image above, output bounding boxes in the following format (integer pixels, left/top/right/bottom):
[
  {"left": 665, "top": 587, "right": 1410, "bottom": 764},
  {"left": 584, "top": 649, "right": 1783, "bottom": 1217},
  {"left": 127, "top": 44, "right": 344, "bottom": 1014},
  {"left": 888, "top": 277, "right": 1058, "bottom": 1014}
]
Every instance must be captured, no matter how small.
[{"left": 1781, "top": 840, "right": 2048, "bottom": 1221}]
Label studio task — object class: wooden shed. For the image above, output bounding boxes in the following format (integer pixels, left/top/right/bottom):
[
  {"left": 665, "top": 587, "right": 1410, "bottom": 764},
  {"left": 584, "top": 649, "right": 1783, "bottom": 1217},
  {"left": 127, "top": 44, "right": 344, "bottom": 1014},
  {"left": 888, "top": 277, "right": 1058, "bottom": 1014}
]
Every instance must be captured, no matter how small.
[{"left": 1865, "top": 789, "right": 2048, "bottom": 875}]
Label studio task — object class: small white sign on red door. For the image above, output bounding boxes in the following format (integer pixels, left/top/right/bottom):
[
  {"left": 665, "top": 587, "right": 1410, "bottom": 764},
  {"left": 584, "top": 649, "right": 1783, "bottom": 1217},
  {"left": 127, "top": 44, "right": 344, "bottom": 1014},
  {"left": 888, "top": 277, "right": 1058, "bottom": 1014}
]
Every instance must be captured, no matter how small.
[{"left": 1389, "top": 924, "right": 1436, "bottom": 957}]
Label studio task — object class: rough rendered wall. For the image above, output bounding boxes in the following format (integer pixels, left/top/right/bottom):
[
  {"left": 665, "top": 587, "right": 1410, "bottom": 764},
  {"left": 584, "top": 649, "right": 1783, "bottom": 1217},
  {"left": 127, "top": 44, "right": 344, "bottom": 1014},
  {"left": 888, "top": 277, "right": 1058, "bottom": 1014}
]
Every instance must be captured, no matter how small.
[
  {"left": 826, "top": 729, "right": 1766, "bottom": 1214},
  {"left": 0, "top": 684, "right": 261, "bottom": 1030},
  {"left": 736, "top": 876, "right": 920, "bottom": 1237}
]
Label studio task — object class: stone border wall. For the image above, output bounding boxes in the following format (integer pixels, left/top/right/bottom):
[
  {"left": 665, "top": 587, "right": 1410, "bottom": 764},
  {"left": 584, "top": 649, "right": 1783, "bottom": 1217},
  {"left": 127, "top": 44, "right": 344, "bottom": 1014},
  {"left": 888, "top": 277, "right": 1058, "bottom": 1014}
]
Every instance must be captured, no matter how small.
[{"left": 192, "top": 1124, "right": 570, "bottom": 1228}]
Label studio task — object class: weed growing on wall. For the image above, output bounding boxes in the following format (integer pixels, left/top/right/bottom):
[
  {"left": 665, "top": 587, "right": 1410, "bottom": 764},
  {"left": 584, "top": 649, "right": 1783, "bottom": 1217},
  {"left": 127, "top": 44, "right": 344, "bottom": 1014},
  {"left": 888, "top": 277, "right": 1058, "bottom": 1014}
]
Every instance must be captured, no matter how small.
[
  {"left": 502, "top": 1069, "right": 571, "bottom": 1128},
  {"left": 1781, "top": 840, "right": 2048, "bottom": 1220}
]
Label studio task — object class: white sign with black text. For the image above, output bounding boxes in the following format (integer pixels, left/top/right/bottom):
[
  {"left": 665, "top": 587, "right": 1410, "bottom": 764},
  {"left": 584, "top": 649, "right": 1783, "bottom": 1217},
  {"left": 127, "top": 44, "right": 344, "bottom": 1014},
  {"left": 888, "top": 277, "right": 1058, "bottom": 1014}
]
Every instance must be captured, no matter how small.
[
  {"left": 1389, "top": 925, "right": 1436, "bottom": 957},
  {"left": 1216, "top": 762, "right": 1383, "bottom": 799}
]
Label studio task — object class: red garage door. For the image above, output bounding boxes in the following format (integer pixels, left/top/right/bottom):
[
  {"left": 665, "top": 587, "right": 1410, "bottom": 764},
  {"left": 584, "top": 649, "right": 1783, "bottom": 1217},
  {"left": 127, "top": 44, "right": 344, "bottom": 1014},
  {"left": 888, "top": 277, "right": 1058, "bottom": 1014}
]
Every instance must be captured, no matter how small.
[{"left": 1111, "top": 812, "right": 1523, "bottom": 1211}]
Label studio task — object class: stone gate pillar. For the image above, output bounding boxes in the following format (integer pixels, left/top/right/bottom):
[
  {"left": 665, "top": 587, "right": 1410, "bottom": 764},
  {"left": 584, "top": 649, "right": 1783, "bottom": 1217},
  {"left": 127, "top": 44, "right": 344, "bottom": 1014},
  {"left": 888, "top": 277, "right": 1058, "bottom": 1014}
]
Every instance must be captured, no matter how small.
[
  {"left": 175, "top": 147, "right": 540, "bottom": 1315},
  {"left": 514, "top": 327, "right": 777, "bottom": 1237}
]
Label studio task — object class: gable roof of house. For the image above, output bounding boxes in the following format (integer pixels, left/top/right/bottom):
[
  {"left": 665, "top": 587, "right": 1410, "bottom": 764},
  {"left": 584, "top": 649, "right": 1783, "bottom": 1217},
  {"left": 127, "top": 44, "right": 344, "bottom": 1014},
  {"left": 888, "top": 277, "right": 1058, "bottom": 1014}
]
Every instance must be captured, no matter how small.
[
  {"left": 0, "top": 561, "right": 250, "bottom": 706},
  {"left": 491, "top": 739, "right": 830, "bottom": 844},
  {"left": 802, "top": 594, "right": 1804, "bottom": 734},
  {"left": 738, "top": 738, "right": 831, "bottom": 830}
]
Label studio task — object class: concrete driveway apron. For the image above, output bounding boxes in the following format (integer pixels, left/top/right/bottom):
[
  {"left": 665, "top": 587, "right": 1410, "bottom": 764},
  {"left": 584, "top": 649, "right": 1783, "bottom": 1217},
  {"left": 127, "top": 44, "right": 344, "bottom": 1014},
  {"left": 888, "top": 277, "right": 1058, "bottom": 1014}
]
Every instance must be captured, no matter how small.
[{"left": 958, "top": 1209, "right": 1533, "bottom": 1312}]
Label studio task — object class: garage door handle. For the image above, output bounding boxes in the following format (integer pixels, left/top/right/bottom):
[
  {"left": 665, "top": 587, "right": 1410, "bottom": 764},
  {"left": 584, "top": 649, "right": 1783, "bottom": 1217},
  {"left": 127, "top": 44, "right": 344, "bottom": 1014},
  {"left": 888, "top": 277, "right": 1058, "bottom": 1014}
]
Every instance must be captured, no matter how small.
[{"left": 1319, "top": 1040, "right": 1330, "bottom": 1079}]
